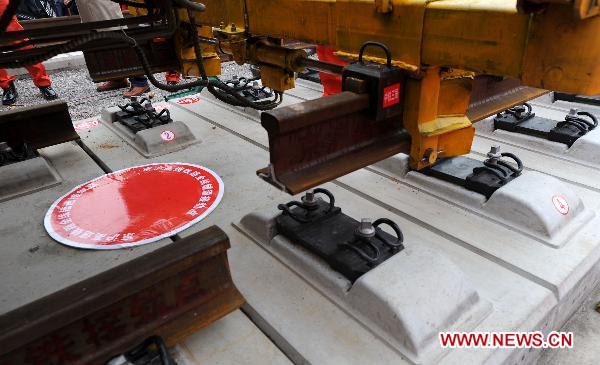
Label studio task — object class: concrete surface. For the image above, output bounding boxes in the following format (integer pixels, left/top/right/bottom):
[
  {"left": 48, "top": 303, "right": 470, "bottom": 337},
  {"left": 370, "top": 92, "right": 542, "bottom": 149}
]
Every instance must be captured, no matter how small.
[
  {"left": 0, "top": 156, "right": 61, "bottom": 202},
  {"left": 169, "top": 82, "right": 600, "bottom": 364},
  {"left": 174, "top": 310, "right": 292, "bottom": 365},
  {"left": 474, "top": 99, "right": 600, "bottom": 170},
  {"left": 0, "top": 142, "right": 173, "bottom": 315},
  {"left": 2, "top": 75, "right": 600, "bottom": 364}
]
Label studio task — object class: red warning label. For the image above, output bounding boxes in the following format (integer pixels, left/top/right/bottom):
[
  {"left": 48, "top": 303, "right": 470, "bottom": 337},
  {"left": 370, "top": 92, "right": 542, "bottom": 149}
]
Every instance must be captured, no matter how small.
[
  {"left": 176, "top": 95, "right": 201, "bottom": 105},
  {"left": 552, "top": 195, "right": 569, "bottom": 216},
  {"left": 160, "top": 130, "right": 176, "bottom": 142},
  {"left": 153, "top": 102, "right": 171, "bottom": 112},
  {"left": 382, "top": 83, "right": 400, "bottom": 108},
  {"left": 74, "top": 119, "right": 101, "bottom": 131},
  {"left": 44, "top": 163, "right": 224, "bottom": 249}
]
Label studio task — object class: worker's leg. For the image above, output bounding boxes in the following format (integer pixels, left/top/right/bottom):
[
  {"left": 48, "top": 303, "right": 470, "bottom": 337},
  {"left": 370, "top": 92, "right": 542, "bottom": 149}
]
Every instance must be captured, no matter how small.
[
  {"left": 77, "top": 0, "right": 126, "bottom": 91},
  {"left": 0, "top": 69, "right": 18, "bottom": 105},
  {"left": 77, "top": 0, "right": 123, "bottom": 22},
  {"left": 25, "top": 63, "right": 51, "bottom": 88},
  {"left": 0, "top": 69, "right": 16, "bottom": 90},
  {"left": 23, "top": 62, "right": 58, "bottom": 100}
]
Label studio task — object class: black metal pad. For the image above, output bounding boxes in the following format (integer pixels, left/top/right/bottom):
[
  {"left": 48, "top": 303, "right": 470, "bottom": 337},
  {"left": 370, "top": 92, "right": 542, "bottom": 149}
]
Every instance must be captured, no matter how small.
[
  {"left": 494, "top": 105, "right": 597, "bottom": 147},
  {"left": 554, "top": 92, "right": 600, "bottom": 107},
  {"left": 423, "top": 156, "right": 519, "bottom": 199},
  {"left": 0, "top": 143, "right": 38, "bottom": 167},
  {"left": 276, "top": 199, "right": 403, "bottom": 283},
  {"left": 223, "top": 77, "right": 274, "bottom": 102},
  {"left": 495, "top": 112, "right": 556, "bottom": 138},
  {"left": 116, "top": 99, "right": 173, "bottom": 133}
]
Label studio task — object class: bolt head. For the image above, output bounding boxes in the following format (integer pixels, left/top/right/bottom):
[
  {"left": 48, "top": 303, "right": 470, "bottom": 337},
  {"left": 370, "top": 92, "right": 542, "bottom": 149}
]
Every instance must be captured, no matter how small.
[
  {"left": 487, "top": 145, "right": 501, "bottom": 157},
  {"left": 357, "top": 218, "right": 376, "bottom": 237},
  {"left": 301, "top": 190, "right": 318, "bottom": 207}
]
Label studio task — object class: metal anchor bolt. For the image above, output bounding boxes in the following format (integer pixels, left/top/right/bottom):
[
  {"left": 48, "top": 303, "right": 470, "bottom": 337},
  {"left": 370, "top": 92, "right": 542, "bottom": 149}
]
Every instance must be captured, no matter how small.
[
  {"left": 356, "top": 218, "right": 376, "bottom": 238},
  {"left": 301, "top": 190, "right": 319, "bottom": 209},
  {"left": 486, "top": 145, "right": 502, "bottom": 164}
]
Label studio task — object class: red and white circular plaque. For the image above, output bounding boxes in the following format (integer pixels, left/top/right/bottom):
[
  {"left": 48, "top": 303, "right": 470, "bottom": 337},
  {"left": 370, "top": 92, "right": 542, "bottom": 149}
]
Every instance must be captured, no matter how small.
[{"left": 44, "top": 163, "right": 224, "bottom": 249}]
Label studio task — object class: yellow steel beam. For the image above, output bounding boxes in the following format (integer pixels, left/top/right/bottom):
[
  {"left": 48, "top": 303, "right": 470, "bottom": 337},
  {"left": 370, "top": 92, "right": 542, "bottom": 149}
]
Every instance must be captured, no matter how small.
[{"left": 196, "top": 0, "right": 600, "bottom": 95}]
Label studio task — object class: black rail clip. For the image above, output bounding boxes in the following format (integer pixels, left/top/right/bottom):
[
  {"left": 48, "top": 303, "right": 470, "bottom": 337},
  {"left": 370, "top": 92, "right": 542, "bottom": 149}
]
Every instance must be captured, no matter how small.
[
  {"left": 224, "top": 76, "right": 274, "bottom": 102},
  {"left": 466, "top": 146, "right": 523, "bottom": 198},
  {"left": 116, "top": 97, "right": 173, "bottom": 133},
  {"left": 0, "top": 141, "right": 37, "bottom": 167},
  {"left": 494, "top": 103, "right": 597, "bottom": 147},
  {"left": 549, "top": 108, "right": 598, "bottom": 146},
  {"left": 494, "top": 103, "right": 535, "bottom": 131},
  {"left": 107, "top": 336, "right": 176, "bottom": 365},
  {"left": 276, "top": 188, "right": 404, "bottom": 282}
]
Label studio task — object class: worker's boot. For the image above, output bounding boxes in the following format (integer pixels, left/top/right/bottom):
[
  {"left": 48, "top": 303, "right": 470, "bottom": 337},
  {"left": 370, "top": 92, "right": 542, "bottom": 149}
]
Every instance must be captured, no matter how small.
[
  {"left": 2, "top": 81, "right": 18, "bottom": 105},
  {"left": 123, "top": 84, "right": 150, "bottom": 97},
  {"left": 97, "top": 79, "right": 128, "bottom": 92},
  {"left": 39, "top": 86, "right": 58, "bottom": 101}
]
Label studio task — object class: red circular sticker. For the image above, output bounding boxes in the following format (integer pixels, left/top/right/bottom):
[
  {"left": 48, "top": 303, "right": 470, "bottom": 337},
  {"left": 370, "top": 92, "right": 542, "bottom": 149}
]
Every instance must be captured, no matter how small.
[
  {"left": 74, "top": 119, "right": 100, "bottom": 131},
  {"left": 160, "top": 130, "right": 176, "bottom": 142},
  {"left": 44, "top": 163, "right": 224, "bottom": 249},
  {"left": 552, "top": 195, "right": 569, "bottom": 216},
  {"left": 176, "top": 95, "right": 200, "bottom": 105}
]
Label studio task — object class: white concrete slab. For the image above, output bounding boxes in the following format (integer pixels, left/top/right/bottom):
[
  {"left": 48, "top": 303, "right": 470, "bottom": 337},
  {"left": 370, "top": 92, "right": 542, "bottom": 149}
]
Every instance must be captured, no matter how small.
[
  {"left": 32, "top": 82, "right": 600, "bottom": 364},
  {"left": 0, "top": 141, "right": 172, "bottom": 315},
  {"left": 157, "top": 84, "right": 600, "bottom": 364},
  {"left": 474, "top": 102, "right": 600, "bottom": 171},
  {"left": 234, "top": 184, "right": 555, "bottom": 365},
  {"left": 174, "top": 310, "right": 292, "bottom": 365}
]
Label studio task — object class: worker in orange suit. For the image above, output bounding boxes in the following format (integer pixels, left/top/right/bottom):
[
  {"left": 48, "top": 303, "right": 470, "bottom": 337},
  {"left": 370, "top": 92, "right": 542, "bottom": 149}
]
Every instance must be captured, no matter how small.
[{"left": 0, "top": 0, "right": 58, "bottom": 105}]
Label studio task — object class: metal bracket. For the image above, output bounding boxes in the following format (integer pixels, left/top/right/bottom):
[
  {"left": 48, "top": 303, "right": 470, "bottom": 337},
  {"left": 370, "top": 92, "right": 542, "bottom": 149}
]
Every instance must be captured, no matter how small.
[
  {"left": 276, "top": 189, "right": 405, "bottom": 282},
  {"left": 423, "top": 146, "right": 523, "bottom": 199}
]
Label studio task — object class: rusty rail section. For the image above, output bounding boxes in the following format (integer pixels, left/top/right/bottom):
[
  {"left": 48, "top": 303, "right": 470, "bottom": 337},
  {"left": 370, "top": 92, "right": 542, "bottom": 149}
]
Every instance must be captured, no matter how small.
[
  {"left": 0, "top": 226, "right": 245, "bottom": 365},
  {"left": 467, "top": 77, "right": 549, "bottom": 122},
  {"left": 258, "top": 91, "right": 411, "bottom": 194},
  {"left": 0, "top": 101, "right": 79, "bottom": 149}
]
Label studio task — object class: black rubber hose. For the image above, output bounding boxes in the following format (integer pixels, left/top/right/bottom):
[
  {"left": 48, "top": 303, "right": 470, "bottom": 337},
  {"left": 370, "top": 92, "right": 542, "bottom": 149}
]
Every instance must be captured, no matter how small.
[{"left": 173, "top": 0, "right": 206, "bottom": 12}]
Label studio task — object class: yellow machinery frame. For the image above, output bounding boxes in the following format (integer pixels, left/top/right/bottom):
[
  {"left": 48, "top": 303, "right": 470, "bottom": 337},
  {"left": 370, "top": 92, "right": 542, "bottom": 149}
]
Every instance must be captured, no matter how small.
[{"left": 184, "top": 0, "right": 600, "bottom": 168}]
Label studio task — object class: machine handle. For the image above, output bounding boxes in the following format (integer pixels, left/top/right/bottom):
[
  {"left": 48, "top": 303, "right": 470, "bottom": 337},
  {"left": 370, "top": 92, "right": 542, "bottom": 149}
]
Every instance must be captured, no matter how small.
[{"left": 358, "top": 41, "right": 392, "bottom": 68}]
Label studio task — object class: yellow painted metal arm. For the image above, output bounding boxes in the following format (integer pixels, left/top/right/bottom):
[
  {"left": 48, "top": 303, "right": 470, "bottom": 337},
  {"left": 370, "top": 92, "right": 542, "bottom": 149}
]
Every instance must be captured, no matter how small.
[{"left": 197, "top": 0, "right": 600, "bottom": 95}]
